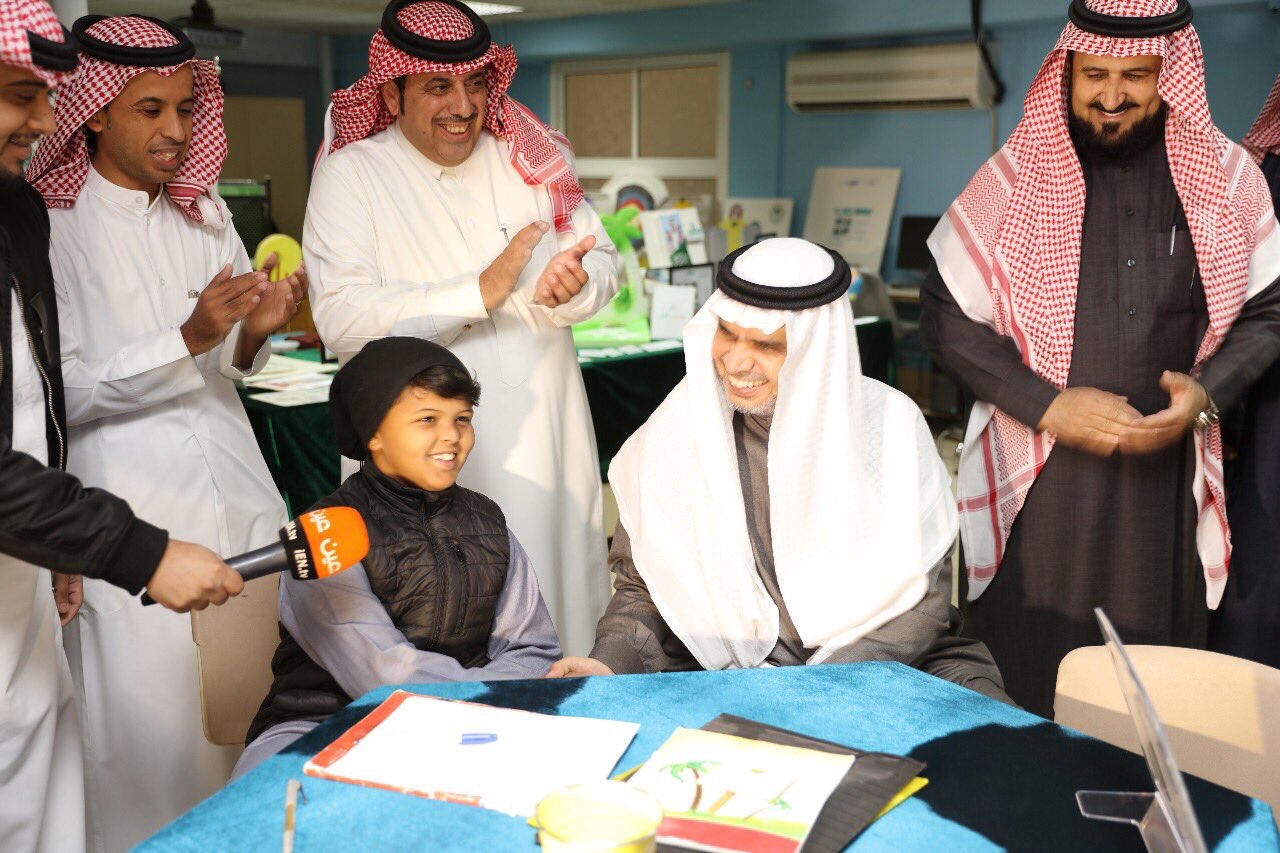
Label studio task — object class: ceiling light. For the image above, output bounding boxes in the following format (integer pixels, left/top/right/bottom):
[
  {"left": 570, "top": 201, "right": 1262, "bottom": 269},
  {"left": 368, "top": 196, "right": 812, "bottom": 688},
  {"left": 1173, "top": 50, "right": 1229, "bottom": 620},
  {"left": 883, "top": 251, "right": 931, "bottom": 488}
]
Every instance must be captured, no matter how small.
[{"left": 464, "top": 2, "right": 524, "bottom": 15}]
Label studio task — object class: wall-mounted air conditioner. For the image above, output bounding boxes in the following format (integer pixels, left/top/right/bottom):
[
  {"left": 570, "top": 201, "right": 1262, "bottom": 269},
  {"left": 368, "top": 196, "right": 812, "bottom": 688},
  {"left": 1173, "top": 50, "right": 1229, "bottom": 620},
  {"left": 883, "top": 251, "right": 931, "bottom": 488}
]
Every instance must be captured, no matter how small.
[{"left": 786, "top": 42, "right": 996, "bottom": 113}]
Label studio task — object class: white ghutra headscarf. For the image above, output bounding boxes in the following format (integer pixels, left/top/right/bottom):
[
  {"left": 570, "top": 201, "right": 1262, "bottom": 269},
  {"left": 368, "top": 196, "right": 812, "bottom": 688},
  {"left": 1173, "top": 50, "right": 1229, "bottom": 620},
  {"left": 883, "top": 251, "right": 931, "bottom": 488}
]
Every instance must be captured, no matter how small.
[{"left": 609, "top": 238, "right": 957, "bottom": 670}]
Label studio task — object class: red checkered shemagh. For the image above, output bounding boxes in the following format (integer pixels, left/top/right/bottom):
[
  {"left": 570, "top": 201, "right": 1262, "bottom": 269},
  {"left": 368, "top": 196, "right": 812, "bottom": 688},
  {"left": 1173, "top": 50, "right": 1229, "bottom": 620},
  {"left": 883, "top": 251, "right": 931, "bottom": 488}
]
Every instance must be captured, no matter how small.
[
  {"left": 931, "top": 0, "right": 1280, "bottom": 606},
  {"left": 323, "top": 0, "right": 583, "bottom": 234},
  {"left": 1243, "top": 74, "right": 1280, "bottom": 163},
  {"left": 25, "top": 15, "right": 226, "bottom": 225},
  {"left": 0, "top": 0, "right": 73, "bottom": 87}
]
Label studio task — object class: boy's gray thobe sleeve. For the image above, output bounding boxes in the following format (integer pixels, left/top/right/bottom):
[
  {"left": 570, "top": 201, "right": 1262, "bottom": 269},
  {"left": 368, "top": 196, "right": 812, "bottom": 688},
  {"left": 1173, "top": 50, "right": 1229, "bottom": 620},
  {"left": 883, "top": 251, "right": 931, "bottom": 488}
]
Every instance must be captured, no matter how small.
[{"left": 279, "top": 527, "right": 561, "bottom": 698}]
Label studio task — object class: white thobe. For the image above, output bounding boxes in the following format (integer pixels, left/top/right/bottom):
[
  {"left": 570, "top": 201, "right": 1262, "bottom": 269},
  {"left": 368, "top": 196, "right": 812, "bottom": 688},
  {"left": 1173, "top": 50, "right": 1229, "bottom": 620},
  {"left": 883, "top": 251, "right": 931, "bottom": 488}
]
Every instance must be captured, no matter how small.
[
  {"left": 305, "top": 125, "right": 617, "bottom": 655},
  {"left": 1, "top": 291, "right": 85, "bottom": 853},
  {"left": 48, "top": 167, "right": 287, "bottom": 853}
]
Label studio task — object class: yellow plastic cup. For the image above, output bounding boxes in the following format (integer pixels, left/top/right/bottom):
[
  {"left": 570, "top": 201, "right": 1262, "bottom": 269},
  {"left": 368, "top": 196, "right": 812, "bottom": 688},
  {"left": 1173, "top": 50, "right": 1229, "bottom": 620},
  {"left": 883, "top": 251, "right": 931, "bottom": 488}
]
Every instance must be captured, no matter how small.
[{"left": 534, "top": 781, "right": 663, "bottom": 853}]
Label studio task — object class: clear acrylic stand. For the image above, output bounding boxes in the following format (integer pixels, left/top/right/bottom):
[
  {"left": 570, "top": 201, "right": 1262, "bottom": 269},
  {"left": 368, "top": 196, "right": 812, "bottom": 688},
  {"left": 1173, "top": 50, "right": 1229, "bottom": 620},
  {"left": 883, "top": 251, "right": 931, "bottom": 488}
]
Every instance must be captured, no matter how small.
[
  {"left": 1076, "top": 790, "right": 1197, "bottom": 853},
  {"left": 1074, "top": 610, "right": 1209, "bottom": 853}
]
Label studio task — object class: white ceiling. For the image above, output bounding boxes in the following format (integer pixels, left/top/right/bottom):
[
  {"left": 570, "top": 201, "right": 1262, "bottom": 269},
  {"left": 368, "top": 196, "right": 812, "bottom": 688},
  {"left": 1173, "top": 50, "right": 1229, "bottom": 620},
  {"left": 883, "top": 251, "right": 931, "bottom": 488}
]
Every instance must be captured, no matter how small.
[{"left": 87, "top": 0, "right": 732, "bottom": 33}]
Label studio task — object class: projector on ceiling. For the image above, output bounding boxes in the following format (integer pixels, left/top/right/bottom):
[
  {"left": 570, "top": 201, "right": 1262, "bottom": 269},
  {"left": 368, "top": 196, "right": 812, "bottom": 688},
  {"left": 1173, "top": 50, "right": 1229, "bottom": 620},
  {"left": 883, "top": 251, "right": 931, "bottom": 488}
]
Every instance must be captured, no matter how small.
[{"left": 171, "top": 0, "right": 244, "bottom": 49}]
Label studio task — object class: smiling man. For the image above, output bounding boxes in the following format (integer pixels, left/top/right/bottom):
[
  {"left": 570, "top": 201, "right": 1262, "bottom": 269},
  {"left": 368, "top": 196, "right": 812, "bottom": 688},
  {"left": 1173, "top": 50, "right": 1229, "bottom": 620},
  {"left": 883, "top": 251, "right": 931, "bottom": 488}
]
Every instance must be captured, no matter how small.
[
  {"left": 24, "top": 15, "right": 304, "bottom": 850},
  {"left": 547, "top": 239, "right": 1008, "bottom": 704},
  {"left": 0, "top": 71, "right": 47, "bottom": 173},
  {"left": 304, "top": 0, "right": 619, "bottom": 657},
  {"left": 921, "top": 0, "right": 1280, "bottom": 716}
]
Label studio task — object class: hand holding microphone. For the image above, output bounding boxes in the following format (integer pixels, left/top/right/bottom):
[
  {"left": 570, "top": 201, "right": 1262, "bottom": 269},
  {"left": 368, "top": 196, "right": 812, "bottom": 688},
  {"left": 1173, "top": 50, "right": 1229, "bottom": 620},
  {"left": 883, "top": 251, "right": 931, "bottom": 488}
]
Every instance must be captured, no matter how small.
[
  {"left": 142, "top": 507, "right": 370, "bottom": 609},
  {"left": 144, "top": 540, "right": 244, "bottom": 613}
]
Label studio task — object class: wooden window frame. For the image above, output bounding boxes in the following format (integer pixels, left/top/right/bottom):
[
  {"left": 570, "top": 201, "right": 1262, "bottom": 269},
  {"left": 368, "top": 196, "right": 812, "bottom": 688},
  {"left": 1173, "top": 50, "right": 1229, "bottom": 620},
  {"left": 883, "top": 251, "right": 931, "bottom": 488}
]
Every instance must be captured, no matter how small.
[{"left": 550, "top": 52, "right": 731, "bottom": 208}]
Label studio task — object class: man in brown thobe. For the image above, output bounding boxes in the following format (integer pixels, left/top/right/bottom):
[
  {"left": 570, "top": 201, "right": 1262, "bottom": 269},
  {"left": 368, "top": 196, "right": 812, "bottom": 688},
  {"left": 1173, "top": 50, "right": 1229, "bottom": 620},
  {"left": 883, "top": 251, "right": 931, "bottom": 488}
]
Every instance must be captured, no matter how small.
[{"left": 922, "top": 0, "right": 1280, "bottom": 716}]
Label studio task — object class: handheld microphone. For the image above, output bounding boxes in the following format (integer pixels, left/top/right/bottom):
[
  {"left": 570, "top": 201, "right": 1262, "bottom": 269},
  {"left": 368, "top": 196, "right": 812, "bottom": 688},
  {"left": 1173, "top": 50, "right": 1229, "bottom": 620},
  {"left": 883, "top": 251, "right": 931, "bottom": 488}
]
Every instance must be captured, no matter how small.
[{"left": 142, "top": 507, "right": 370, "bottom": 605}]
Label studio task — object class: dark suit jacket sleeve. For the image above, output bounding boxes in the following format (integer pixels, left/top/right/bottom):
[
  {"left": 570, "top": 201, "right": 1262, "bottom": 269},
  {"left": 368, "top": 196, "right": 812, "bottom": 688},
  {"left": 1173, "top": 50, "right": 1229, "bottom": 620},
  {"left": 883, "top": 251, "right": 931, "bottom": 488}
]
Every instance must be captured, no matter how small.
[
  {"left": 1, "top": 178, "right": 165, "bottom": 593},
  {"left": 0, "top": 443, "right": 167, "bottom": 593}
]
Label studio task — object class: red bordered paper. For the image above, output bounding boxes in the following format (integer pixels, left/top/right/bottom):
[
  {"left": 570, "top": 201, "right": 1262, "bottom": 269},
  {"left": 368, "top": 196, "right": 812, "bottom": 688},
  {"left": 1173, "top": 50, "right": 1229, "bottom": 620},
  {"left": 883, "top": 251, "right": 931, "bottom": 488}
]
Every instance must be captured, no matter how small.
[
  {"left": 302, "top": 689, "right": 639, "bottom": 815},
  {"left": 305, "top": 691, "right": 484, "bottom": 805}
]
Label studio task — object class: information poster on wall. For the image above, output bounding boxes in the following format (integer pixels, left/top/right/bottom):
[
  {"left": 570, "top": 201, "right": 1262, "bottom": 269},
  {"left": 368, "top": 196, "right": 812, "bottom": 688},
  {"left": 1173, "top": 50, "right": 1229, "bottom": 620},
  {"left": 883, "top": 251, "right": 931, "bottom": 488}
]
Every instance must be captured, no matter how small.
[{"left": 802, "top": 167, "right": 901, "bottom": 274}]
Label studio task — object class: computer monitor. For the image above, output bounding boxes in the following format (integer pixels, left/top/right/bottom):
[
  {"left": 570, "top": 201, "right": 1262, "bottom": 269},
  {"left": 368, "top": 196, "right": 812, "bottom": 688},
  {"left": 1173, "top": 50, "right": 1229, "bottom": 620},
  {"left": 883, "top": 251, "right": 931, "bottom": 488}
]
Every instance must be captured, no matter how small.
[
  {"left": 1075, "top": 609, "right": 1208, "bottom": 853},
  {"left": 894, "top": 215, "right": 941, "bottom": 274}
]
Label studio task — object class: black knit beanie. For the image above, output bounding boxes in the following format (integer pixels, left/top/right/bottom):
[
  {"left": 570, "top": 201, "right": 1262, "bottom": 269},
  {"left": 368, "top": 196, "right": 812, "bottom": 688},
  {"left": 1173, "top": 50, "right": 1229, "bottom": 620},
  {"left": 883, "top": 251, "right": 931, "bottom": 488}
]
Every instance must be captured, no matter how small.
[{"left": 330, "top": 337, "right": 471, "bottom": 460}]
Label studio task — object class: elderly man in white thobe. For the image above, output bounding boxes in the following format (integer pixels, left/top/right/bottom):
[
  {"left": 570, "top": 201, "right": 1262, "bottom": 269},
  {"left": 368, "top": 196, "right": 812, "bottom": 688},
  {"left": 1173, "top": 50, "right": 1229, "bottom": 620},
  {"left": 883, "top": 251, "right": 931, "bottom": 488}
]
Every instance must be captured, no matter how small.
[
  {"left": 25, "top": 14, "right": 300, "bottom": 851},
  {"left": 305, "top": 0, "right": 619, "bottom": 655}
]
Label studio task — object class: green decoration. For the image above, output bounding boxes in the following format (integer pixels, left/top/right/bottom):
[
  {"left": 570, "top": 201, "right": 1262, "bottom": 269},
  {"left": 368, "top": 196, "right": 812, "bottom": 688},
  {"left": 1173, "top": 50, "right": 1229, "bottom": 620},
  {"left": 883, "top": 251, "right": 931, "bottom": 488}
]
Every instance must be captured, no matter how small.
[
  {"left": 573, "top": 207, "right": 651, "bottom": 346},
  {"left": 600, "top": 207, "right": 643, "bottom": 251}
]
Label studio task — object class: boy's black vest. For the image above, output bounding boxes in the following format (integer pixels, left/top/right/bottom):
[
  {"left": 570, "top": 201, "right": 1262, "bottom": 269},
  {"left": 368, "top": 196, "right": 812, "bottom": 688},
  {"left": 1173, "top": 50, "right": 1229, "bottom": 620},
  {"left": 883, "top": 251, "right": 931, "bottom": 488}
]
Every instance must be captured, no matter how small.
[{"left": 246, "top": 464, "right": 509, "bottom": 743}]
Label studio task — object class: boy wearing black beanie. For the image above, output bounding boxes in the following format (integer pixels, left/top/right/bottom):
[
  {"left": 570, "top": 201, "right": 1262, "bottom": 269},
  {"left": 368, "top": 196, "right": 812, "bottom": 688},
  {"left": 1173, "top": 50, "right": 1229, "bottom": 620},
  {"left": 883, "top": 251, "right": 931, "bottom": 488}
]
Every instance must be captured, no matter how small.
[{"left": 234, "top": 338, "right": 561, "bottom": 777}]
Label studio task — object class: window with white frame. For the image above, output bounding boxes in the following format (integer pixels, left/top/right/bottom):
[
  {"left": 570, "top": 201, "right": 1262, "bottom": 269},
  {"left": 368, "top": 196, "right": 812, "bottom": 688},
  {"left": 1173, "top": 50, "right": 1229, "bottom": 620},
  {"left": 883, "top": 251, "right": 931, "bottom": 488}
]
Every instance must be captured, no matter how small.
[{"left": 550, "top": 52, "right": 730, "bottom": 217}]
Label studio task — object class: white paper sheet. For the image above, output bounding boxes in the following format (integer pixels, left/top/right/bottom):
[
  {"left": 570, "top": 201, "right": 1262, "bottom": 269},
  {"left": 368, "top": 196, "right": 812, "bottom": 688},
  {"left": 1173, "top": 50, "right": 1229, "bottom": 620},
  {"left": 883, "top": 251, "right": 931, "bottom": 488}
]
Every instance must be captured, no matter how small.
[
  {"left": 243, "top": 373, "right": 334, "bottom": 393},
  {"left": 628, "top": 727, "right": 855, "bottom": 852},
  {"left": 649, "top": 284, "right": 696, "bottom": 341},
  {"left": 251, "top": 353, "right": 340, "bottom": 381},
  {"left": 308, "top": 694, "right": 639, "bottom": 817},
  {"left": 640, "top": 339, "right": 684, "bottom": 353},
  {"left": 250, "top": 387, "right": 332, "bottom": 407}
]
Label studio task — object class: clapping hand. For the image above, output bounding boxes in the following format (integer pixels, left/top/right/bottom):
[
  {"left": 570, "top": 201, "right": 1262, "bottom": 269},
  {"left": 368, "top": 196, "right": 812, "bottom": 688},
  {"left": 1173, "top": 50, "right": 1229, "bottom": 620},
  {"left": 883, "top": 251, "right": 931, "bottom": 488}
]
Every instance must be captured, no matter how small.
[
  {"left": 243, "top": 252, "right": 306, "bottom": 339},
  {"left": 480, "top": 222, "right": 548, "bottom": 312},
  {"left": 181, "top": 265, "right": 269, "bottom": 356},
  {"left": 534, "top": 234, "right": 596, "bottom": 308}
]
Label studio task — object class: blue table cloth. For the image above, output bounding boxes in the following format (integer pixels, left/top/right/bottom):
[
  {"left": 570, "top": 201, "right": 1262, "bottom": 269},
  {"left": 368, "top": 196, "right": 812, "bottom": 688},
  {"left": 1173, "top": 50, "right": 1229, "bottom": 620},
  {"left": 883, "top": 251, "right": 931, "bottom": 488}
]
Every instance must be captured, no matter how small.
[{"left": 140, "top": 663, "right": 1278, "bottom": 852}]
